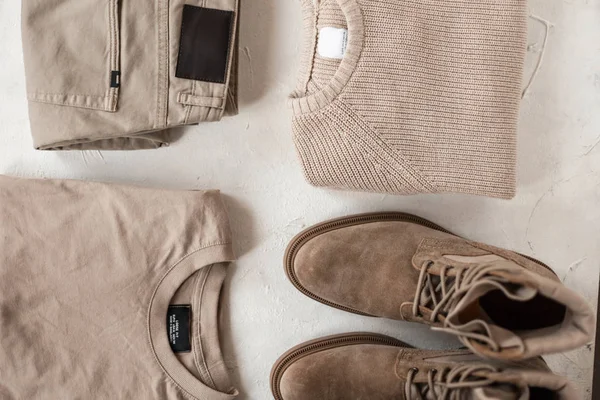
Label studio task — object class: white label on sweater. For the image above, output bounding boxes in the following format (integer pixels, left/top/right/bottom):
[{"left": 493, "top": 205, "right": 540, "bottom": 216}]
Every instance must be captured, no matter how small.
[{"left": 317, "top": 27, "right": 348, "bottom": 59}]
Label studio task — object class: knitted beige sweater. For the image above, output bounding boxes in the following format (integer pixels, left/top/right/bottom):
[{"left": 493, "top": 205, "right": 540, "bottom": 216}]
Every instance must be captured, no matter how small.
[{"left": 291, "top": 0, "right": 528, "bottom": 198}]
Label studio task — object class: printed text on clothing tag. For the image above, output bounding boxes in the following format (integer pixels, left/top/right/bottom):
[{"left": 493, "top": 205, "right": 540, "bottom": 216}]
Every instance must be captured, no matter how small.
[
  {"left": 167, "top": 305, "right": 191, "bottom": 353},
  {"left": 317, "top": 27, "right": 348, "bottom": 60}
]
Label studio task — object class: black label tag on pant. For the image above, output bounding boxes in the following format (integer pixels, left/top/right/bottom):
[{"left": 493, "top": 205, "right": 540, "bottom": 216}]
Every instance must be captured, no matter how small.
[
  {"left": 167, "top": 305, "right": 191, "bottom": 353},
  {"left": 110, "top": 71, "right": 121, "bottom": 88},
  {"left": 176, "top": 5, "right": 234, "bottom": 83}
]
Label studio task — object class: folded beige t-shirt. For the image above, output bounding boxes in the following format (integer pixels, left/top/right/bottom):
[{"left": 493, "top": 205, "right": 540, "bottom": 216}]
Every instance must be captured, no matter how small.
[{"left": 0, "top": 175, "right": 238, "bottom": 399}]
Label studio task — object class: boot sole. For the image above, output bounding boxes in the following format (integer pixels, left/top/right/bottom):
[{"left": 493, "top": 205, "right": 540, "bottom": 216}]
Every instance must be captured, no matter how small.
[
  {"left": 284, "top": 212, "right": 557, "bottom": 317},
  {"left": 270, "top": 332, "right": 411, "bottom": 400}
]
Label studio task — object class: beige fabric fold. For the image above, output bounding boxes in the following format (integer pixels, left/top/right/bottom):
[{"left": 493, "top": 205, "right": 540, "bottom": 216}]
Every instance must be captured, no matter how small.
[
  {"left": 21, "top": 0, "right": 240, "bottom": 150},
  {"left": 0, "top": 175, "right": 238, "bottom": 399},
  {"left": 291, "top": 0, "right": 528, "bottom": 198}
]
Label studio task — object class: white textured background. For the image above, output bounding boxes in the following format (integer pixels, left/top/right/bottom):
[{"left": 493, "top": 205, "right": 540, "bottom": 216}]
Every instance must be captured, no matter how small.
[{"left": 0, "top": 0, "right": 599, "bottom": 398}]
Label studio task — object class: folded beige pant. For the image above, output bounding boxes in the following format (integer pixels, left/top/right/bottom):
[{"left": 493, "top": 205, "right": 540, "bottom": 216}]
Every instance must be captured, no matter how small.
[
  {"left": 21, "top": 0, "right": 239, "bottom": 150},
  {"left": 0, "top": 175, "right": 238, "bottom": 399}
]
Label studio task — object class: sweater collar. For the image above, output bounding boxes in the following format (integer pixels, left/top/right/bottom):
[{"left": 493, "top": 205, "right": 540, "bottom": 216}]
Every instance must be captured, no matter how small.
[{"left": 289, "top": 0, "right": 365, "bottom": 116}]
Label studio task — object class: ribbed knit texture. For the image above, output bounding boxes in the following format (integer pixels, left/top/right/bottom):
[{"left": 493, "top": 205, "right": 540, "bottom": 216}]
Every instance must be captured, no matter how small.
[{"left": 290, "top": 0, "right": 528, "bottom": 198}]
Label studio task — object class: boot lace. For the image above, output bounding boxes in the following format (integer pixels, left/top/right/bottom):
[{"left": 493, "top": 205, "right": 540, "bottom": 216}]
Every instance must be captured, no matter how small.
[
  {"left": 412, "top": 261, "right": 508, "bottom": 352},
  {"left": 405, "top": 365, "right": 497, "bottom": 400}
]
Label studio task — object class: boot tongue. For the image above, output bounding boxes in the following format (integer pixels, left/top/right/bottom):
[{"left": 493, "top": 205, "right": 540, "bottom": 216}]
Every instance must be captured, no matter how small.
[
  {"left": 446, "top": 272, "right": 538, "bottom": 352},
  {"left": 472, "top": 384, "right": 529, "bottom": 400},
  {"left": 408, "top": 371, "right": 530, "bottom": 400}
]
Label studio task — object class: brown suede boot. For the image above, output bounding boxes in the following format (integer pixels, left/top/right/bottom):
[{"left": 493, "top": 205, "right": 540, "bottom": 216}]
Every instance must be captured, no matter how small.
[
  {"left": 285, "top": 213, "right": 595, "bottom": 360},
  {"left": 271, "top": 333, "right": 577, "bottom": 400}
]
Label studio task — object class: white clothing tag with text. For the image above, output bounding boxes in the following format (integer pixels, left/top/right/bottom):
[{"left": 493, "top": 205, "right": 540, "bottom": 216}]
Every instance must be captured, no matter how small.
[{"left": 317, "top": 27, "right": 348, "bottom": 59}]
